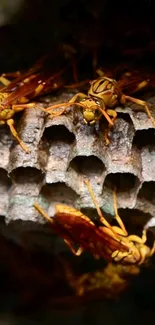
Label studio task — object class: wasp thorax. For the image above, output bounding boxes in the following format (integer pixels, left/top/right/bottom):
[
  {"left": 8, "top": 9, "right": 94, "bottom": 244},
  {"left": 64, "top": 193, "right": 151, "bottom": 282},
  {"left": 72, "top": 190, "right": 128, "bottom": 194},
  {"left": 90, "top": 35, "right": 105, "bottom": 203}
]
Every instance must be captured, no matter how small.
[
  {"left": 102, "top": 92, "right": 118, "bottom": 108},
  {"left": 88, "top": 77, "right": 119, "bottom": 108}
]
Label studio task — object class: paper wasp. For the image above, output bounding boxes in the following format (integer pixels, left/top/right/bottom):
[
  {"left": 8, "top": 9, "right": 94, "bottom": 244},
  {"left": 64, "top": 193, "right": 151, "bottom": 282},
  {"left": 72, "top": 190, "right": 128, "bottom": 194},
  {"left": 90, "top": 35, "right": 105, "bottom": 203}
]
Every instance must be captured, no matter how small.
[
  {"left": 34, "top": 179, "right": 155, "bottom": 265},
  {"left": 44, "top": 68, "right": 155, "bottom": 144},
  {"left": 0, "top": 45, "right": 78, "bottom": 153}
]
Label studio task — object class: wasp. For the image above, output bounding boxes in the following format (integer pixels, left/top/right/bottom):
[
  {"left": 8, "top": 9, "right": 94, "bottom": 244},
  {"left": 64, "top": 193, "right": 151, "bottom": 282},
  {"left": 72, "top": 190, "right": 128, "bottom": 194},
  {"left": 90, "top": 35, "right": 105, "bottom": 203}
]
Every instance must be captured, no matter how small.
[
  {"left": 0, "top": 45, "right": 78, "bottom": 153},
  {"left": 34, "top": 179, "right": 155, "bottom": 265},
  {"left": 44, "top": 69, "right": 155, "bottom": 144}
]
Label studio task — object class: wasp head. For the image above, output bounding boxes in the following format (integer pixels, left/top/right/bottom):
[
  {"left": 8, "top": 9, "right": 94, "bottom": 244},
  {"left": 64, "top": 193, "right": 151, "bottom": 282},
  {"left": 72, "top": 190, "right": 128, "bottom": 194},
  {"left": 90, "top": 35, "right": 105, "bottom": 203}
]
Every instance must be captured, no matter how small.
[{"left": 81, "top": 97, "right": 103, "bottom": 125}]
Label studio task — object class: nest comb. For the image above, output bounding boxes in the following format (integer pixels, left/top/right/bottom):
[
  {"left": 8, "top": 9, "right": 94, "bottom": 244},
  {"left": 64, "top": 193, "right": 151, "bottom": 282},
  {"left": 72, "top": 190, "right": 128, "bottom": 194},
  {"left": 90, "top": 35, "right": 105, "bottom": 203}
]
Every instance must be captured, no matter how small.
[{"left": 0, "top": 89, "right": 155, "bottom": 251}]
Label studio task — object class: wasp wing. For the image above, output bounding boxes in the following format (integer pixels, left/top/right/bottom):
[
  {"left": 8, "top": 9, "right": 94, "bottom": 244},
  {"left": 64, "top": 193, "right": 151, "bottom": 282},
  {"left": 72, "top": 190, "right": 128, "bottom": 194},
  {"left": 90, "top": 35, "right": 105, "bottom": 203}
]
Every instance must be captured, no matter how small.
[
  {"left": 0, "top": 45, "right": 77, "bottom": 107},
  {"left": 53, "top": 206, "right": 128, "bottom": 260}
]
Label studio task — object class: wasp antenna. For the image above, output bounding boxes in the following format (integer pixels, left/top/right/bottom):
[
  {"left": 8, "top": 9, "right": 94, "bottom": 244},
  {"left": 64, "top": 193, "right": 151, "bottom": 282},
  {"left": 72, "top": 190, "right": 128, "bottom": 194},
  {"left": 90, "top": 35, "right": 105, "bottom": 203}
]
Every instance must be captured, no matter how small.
[{"left": 96, "top": 104, "right": 114, "bottom": 126}]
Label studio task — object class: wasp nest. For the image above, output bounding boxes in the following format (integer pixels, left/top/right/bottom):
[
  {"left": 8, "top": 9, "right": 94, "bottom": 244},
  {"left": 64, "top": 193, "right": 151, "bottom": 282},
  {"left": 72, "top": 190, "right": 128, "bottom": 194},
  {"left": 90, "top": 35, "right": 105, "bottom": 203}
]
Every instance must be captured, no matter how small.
[{"left": 0, "top": 90, "right": 155, "bottom": 250}]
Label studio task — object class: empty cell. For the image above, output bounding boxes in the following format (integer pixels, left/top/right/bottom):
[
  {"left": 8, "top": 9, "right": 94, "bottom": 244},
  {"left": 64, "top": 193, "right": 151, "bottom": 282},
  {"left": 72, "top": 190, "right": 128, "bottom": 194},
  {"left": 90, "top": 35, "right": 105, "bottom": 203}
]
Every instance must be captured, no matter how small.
[
  {"left": 41, "top": 182, "right": 78, "bottom": 208},
  {"left": 0, "top": 168, "right": 12, "bottom": 188},
  {"left": 44, "top": 127, "right": 76, "bottom": 184},
  {"left": 118, "top": 208, "right": 152, "bottom": 229},
  {"left": 0, "top": 126, "right": 13, "bottom": 147},
  {"left": 10, "top": 167, "right": 44, "bottom": 184},
  {"left": 0, "top": 168, "right": 12, "bottom": 216},
  {"left": 133, "top": 129, "right": 155, "bottom": 148},
  {"left": 113, "top": 112, "right": 132, "bottom": 124},
  {"left": 43, "top": 125, "right": 75, "bottom": 144},
  {"left": 103, "top": 172, "right": 138, "bottom": 193},
  {"left": 81, "top": 207, "right": 112, "bottom": 225},
  {"left": 138, "top": 181, "right": 155, "bottom": 204},
  {"left": 69, "top": 155, "right": 105, "bottom": 176}
]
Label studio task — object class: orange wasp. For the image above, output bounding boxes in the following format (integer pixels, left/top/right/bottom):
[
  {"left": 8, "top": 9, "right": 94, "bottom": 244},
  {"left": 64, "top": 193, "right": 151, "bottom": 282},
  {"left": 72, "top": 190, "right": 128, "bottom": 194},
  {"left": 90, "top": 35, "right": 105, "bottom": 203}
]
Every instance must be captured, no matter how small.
[
  {"left": 0, "top": 45, "right": 78, "bottom": 153},
  {"left": 34, "top": 179, "right": 155, "bottom": 265},
  {"left": 43, "top": 67, "right": 155, "bottom": 144}
]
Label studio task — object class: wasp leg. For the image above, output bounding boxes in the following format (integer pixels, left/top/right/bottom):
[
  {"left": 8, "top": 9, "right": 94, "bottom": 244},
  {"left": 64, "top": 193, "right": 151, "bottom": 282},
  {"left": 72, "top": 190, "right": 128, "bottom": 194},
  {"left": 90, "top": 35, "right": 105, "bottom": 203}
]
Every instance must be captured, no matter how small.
[
  {"left": 69, "top": 92, "right": 87, "bottom": 104},
  {"left": 34, "top": 84, "right": 45, "bottom": 96},
  {"left": 12, "top": 103, "right": 36, "bottom": 112},
  {"left": 84, "top": 178, "right": 119, "bottom": 238},
  {"left": 44, "top": 106, "right": 69, "bottom": 118},
  {"left": 112, "top": 188, "right": 128, "bottom": 236},
  {"left": 104, "top": 109, "right": 117, "bottom": 145},
  {"left": 48, "top": 107, "right": 69, "bottom": 118},
  {"left": 43, "top": 93, "right": 87, "bottom": 116},
  {"left": 127, "top": 229, "right": 147, "bottom": 244},
  {"left": 138, "top": 236, "right": 155, "bottom": 265},
  {"left": 0, "top": 71, "right": 21, "bottom": 86},
  {"left": 0, "top": 76, "right": 11, "bottom": 86},
  {"left": 13, "top": 102, "right": 51, "bottom": 117},
  {"left": 34, "top": 202, "right": 84, "bottom": 256},
  {"left": 121, "top": 229, "right": 155, "bottom": 265},
  {"left": 127, "top": 230, "right": 155, "bottom": 265},
  {"left": 1, "top": 71, "right": 21, "bottom": 79},
  {"left": 64, "top": 240, "right": 83, "bottom": 256},
  {"left": 127, "top": 230, "right": 147, "bottom": 265},
  {"left": 34, "top": 202, "right": 54, "bottom": 224},
  {"left": 7, "top": 119, "right": 30, "bottom": 153},
  {"left": 96, "top": 68, "right": 105, "bottom": 77},
  {"left": 122, "top": 94, "right": 155, "bottom": 127},
  {"left": 149, "top": 240, "right": 155, "bottom": 257}
]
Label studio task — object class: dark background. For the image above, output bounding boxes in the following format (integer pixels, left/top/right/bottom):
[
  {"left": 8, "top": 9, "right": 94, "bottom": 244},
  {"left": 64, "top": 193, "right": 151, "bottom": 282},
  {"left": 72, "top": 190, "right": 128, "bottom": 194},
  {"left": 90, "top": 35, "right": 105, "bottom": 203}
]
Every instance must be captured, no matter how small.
[{"left": 1, "top": 0, "right": 155, "bottom": 72}]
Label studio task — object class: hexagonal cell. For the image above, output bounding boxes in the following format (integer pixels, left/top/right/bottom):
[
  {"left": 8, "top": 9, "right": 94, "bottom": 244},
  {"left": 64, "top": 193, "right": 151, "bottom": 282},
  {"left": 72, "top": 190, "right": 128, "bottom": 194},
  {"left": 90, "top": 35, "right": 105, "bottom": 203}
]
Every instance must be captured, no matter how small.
[
  {"left": 8, "top": 107, "right": 46, "bottom": 172},
  {"left": 0, "top": 126, "right": 13, "bottom": 170},
  {"left": 43, "top": 125, "right": 75, "bottom": 184},
  {"left": 0, "top": 126, "right": 13, "bottom": 147},
  {"left": 103, "top": 172, "right": 138, "bottom": 193},
  {"left": 133, "top": 128, "right": 155, "bottom": 148},
  {"left": 81, "top": 207, "right": 112, "bottom": 225},
  {"left": 43, "top": 125, "right": 75, "bottom": 144},
  {"left": 81, "top": 206, "right": 154, "bottom": 243},
  {"left": 0, "top": 168, "right": 12, "bottom": 216},
  {"left": 101, "top": 172, "right": 140, "bottom": 211},
  {"left": 114, "top": 108, "right": 137, "bottom": 128},
  {"left": 112, "top": 112, "right": 133, "bottom": 125},
  {"left": 6, "top": 168, "right": 45, "bottom": 224},
  {"left": 140, "top": 148, "right": 155, "bottom": 182},
  {"left": 117, "top": 208, "right": 152, "bottom": 230},
  {"left": 10, "top": 167, "right": 44, "bottom": 186},
  {"left": 0, "top": 168, "right": 12, "bottom": 187},
  {"left": 69, "top": 155, "right": 105, "bottom": 177},
  {"left": 138, "top": 181, "right": 155, "bottom": 205},
  {"left": 40, "top": 182, "right": 78, "bottom": 210},
  {"left": 117, "top": 208, "right": 155, "bottom": 247},
  {"left": 68, "top": 155, "right": 105, "bottom": 196}
]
